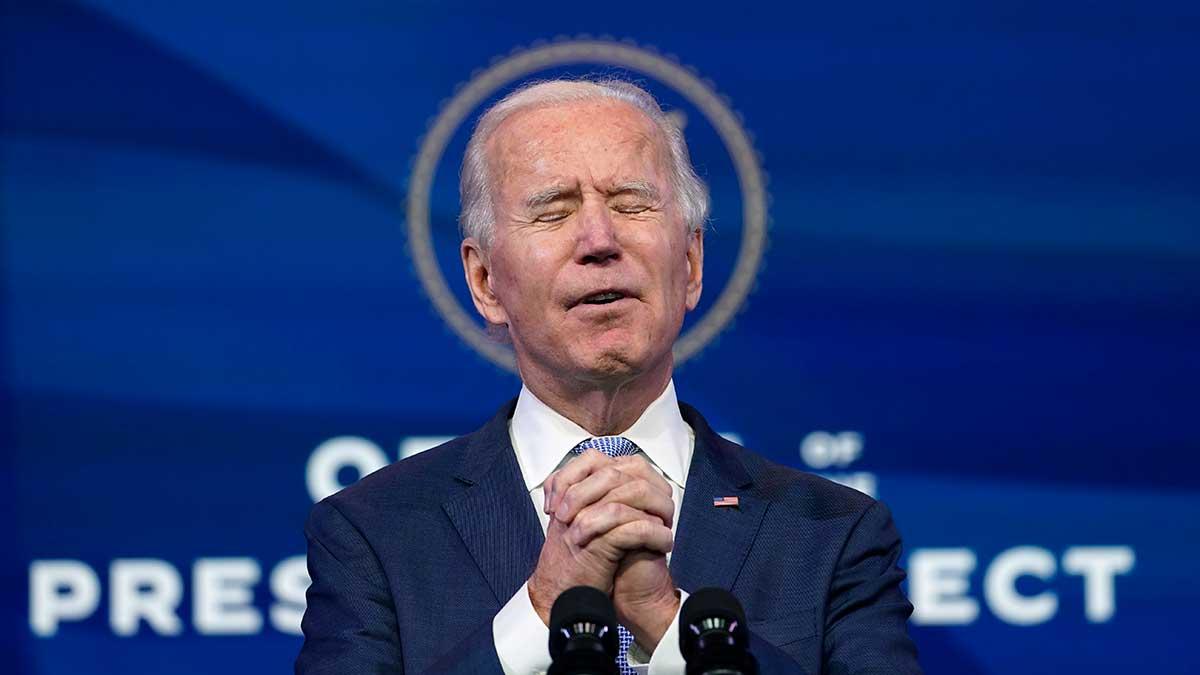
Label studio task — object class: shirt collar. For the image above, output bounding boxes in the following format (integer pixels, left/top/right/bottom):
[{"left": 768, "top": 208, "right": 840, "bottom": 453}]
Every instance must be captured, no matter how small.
[{"left": 510, "top": 379, "right": 692, "bottom": 492}]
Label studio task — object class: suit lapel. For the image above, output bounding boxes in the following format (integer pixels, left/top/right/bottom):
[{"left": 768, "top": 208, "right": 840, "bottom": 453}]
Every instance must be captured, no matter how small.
[
  {"left": 442, "top": 400, "right": 545, "bottom": 605},
  {"left": 670, "top": 403, "right": 768, "bottom": 593}
]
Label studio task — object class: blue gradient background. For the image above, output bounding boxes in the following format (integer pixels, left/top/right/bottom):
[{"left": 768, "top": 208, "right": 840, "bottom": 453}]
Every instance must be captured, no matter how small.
[{"left": 3, "top": 1, "right": 1198, "bottom": 672}]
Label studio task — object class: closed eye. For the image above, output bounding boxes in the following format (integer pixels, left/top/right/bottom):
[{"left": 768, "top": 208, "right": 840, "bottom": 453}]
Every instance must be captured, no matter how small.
[
  {"left": 534, "top": 210, "right": 571, "bottom": 223},
  {"left": 607, "top": 180, "right": 661, "bottom": 215},
  {"left": 612, "top": 203, "right": 652, "bottom": 214}
]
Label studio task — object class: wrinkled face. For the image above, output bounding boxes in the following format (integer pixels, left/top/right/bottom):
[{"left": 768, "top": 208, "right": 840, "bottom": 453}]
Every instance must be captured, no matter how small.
[{"left": 462, "top": 98, "right": 703, "bottom": 386}]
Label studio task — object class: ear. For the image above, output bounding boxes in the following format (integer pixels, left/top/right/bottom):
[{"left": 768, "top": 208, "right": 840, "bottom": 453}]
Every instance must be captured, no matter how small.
[
  {"left": 684, "top": 227, "right": 704, "bottom": 311},
  {"left": 461, "top": 237, "right": 510, "bottom": 326}
]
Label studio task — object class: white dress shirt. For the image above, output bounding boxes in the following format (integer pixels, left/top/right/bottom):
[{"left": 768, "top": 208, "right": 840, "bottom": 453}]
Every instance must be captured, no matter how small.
[{"left": 492, "top": 380, "right": 693, "bottom": 675}]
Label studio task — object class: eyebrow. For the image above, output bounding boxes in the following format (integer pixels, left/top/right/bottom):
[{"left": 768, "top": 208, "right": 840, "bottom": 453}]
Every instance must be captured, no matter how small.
[
  {"left": 523, "top": 185, "right": 580, "bottom": 209},
  {"left": 521, "top": 180, "right": 662, "bottom": 209},
  {"left": 608, "top": 180, "right": 661, "bottom": 202}
]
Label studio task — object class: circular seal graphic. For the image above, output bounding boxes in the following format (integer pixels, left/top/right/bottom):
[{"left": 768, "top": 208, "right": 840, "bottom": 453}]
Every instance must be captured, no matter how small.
[{"left": 407, "top": 38, "right": 768, "bottom": 373}]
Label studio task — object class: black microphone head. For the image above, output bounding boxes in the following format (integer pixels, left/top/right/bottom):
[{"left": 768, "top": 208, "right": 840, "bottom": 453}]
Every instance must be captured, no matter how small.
[
  {"left": 681, "top": 587, "right": 748, "bottom": 640},
  {"left": 548, "top": 586, "right": 619, "bottom": 672},
  {"left": 680, "top": 587, "right": 755, "bottom": 674}
]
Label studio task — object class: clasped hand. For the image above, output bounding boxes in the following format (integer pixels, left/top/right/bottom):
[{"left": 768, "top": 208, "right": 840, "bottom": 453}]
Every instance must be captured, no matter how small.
[{"left": 527, "top": 450, "right": 680, "bottom": 653}]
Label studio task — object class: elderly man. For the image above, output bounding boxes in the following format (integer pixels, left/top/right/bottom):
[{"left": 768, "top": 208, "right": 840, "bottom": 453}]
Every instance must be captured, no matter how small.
[{"left": 296, "top": 79, "right": 921, "bottom": 674}]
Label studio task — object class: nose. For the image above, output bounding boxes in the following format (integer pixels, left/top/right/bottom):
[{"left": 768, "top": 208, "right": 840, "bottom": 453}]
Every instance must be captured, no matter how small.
[{"left": 574, "top": 198, "right": 620, "bottom": 265}]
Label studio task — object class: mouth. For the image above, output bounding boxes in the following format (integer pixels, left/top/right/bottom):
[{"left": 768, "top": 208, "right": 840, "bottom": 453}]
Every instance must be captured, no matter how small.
[{"left": 570, "top": 288, "right": 634, "bottom": 308}]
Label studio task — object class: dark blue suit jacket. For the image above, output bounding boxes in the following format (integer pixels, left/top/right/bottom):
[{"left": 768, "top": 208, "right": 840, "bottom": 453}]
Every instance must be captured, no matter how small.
[{"left": 296, "top": 400, "right": 922, "bottom": 674}]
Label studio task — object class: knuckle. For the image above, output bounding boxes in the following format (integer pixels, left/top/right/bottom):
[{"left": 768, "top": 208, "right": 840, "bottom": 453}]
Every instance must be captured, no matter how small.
[
  {"left": 618, "top": 481, "right": 647, "bottom": 504},
  {"left": 644, "top": 520, "right": 662, "bottom": 535},
  {"left": 568, "top": 520, "right": 588, "bottom": 545},
  {"left": 562, "top": 482, "right": 582, "bottom": 504},
  {"left": 574, "top": 508, "right": 593, "bottom": 530},
  {"left": 657, "top": 491, "right": 673, "bottom": 510}
]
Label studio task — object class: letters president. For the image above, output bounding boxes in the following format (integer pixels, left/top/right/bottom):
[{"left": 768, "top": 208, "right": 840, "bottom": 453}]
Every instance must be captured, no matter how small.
[{"left": 296, "top": 79, "right": 922, "bottom": 674}]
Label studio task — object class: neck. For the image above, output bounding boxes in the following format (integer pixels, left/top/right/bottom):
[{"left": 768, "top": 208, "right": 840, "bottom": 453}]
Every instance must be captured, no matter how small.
[{"left": 520, "top": 358, "right": 673, "bottom": 436}]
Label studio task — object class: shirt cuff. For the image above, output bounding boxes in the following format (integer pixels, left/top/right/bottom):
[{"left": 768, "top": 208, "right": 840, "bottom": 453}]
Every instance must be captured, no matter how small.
[
  {"left": 646, "top": 589, "right": 689, "bottom": 675},
  {"left": 492, "top": 580, "right": 552, "bottom": 675}
]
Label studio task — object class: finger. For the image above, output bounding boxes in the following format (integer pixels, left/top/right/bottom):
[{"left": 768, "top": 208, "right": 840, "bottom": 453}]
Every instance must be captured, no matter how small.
[
  {"left": 545, "top": 449, "right": 613, "bottom": 514},
  {"left": 612, "top": 455, "right": 673, "bottom": 497},
  {"left": 543, "top": 449, "right": 613, "bottom": 513},
  {"left": 569, "top": 502, "right": 659, "bottom": 548},
  {"left": 553, "top": 465, "right": 627, "bottom": 524},
  {"left": 593, "top": 480, "right": 675, "bottom": 527},
  {"left": 598, "top": 519, "right": 674, "bottom": 555}
]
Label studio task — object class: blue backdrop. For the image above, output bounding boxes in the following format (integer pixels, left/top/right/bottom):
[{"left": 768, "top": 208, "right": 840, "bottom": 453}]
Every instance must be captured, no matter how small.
[{"left": 3, "top": 1, "right": 1199, "bottom": 672}]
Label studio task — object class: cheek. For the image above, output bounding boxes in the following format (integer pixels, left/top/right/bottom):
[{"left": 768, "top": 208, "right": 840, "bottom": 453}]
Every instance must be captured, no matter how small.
[
  {"left": 658, "top": 237, "right": 692, "bottom": 301},
  {"left": 491, "top": 242, "right": 560, "bottom": 321}
]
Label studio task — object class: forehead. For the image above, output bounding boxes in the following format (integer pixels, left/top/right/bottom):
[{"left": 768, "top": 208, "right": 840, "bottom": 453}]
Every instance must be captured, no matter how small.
[{"left": 486, "top": 98, "right": 669, "bottom": 190}]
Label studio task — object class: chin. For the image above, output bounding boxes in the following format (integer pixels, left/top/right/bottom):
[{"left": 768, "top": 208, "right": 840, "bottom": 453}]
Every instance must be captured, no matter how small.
[
  {"left": 570, "top": 343, "right": 645, "bottom": 382},
  {"left": 575, "top": 350, "right": 636, "bottom": 379},
  {"left": 573, "top": 336, "right": 673, "bottom": 385}
]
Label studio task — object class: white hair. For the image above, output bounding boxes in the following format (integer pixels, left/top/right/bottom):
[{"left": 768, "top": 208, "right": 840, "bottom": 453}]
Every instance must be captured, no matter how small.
[{"left": 458, "top": 78, "right": 709, "bottom": 245}]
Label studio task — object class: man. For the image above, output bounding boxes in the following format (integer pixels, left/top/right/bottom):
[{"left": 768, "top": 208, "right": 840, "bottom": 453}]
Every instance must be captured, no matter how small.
[{"left": 296, "top": 79, "right": 921, "bottom": 674}]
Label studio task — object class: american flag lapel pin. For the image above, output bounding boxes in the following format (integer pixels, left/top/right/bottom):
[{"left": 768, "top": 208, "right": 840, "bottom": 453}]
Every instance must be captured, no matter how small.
[{"left": 713, "top": 495, "right": 739, "bottom": 508}]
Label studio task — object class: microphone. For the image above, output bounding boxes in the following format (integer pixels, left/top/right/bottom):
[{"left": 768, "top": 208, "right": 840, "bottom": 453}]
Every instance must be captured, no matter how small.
[
  {"left": 679, "top": 588, "right": 758, "bottom": 675},
  {"left": 548, "top": 586, "right": 620, "bottom": 675}
]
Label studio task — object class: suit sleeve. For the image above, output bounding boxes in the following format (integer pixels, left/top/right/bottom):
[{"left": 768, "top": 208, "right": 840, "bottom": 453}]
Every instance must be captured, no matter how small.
[
  {"left": 822, "top": 500, "right": 922, "bottom": 674},
  {"left": 295, "top": 500, "right": 405, "bottom": 674},
  {"left": 295, "top": 500, "right": 506, "bottom": 675}
]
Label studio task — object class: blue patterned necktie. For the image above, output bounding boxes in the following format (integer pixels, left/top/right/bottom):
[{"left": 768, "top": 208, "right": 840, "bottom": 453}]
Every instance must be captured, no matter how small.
[
  {"left": 572, "top": 435, "right": 641, "bottom": 459},
  {"left": 571, "top": 436, "right": 640, "bottom": 674}
]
